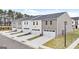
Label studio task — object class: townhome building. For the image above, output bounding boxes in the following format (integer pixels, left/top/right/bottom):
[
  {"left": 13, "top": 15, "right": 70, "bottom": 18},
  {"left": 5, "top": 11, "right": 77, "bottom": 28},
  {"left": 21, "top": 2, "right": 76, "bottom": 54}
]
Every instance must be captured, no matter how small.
[
  {"left": 30, "top": 12, "right": 73, "bottom": 36},
  {"left": 11, "top": 18, "right": 23, "bottom": 32},
  {"left": 71, "top": 17, "right": 79, "bottom": 29},
  {"left": 11, "top": 12, "right": 73, "bottom": 37}
]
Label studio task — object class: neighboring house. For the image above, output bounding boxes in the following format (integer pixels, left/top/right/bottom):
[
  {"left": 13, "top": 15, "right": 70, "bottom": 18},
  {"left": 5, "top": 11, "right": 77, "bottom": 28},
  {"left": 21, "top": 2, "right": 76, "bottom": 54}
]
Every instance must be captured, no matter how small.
[
  {"left": 22, "top": 20, "right": 32, "bottom": 33},
  {"left": 71, "top": 17, "right": 79, "bottom": 29},
  {"left": 11, "top": 18, "right": 24, "bottom": 32},
  {"left": 31, "top": 20, "right": 42, "bottom": 34},
  {"left": 0, "top": 15, "right": 12, "bottom": 26},
  {"left": 11, "top": 20, "right": 17, "bottom": 31},
  {"left": 15, "top": 18, "right": 23, "bottom": 32},
  {"left": 21, "top": 16, "right": 36, "bottom": 33},
  {"left": 0, "top": 16, "right": 3, "bottom": 25},
  {"left": 72, "top": 18, "right": 76, "bottom": 29},
  {"left": 6, "top": 17, "right": 12, "bottom": 26},
  {"left": 21, "top": 16, "right": 42, "bottom": 34},
  {"left": 31, "top": 12, "right": 73, "bottom": 36}
]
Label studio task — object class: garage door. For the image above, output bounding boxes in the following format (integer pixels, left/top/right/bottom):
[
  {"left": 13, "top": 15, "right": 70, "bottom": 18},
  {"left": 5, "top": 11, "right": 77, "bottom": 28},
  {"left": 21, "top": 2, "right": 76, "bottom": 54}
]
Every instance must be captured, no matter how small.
[
  {"left": 17, "top": 29, "right": 22, "bottom": 32},
  {"left": 43, "top": 31, "right": 55, "bottom": 37},
  {"left": 31, "top": 29, "right": 41, "bottom": 34},
  {"left": 12, "top": 28, "right": 17, "bottom": 31}
]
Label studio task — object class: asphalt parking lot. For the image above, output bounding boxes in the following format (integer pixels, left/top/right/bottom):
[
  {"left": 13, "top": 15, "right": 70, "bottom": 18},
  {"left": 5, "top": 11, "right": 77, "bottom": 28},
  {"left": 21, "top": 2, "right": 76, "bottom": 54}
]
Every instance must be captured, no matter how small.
[{"left": 0, "top": 34, "right": 33, "bottom": 49}]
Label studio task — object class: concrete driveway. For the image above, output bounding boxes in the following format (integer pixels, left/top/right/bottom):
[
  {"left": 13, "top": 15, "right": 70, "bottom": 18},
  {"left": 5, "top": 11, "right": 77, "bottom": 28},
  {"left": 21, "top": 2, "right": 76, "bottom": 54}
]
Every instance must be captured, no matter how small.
[
  {"left": 27, "top": 32, "right": 55, "bottom": 48},
  {"left": 13, "top": 34, "right": 40, "bottom": 42}
]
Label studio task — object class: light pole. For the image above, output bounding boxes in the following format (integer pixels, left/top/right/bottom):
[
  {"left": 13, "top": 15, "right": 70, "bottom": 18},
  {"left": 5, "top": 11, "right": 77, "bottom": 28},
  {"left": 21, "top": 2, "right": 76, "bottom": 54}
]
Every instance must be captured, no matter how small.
[
  {"left": 64, "top": 21, "right": 67, "bottom": 48},
  {"left": 41, "top": 20, "right": 43, "bottom": 36}
]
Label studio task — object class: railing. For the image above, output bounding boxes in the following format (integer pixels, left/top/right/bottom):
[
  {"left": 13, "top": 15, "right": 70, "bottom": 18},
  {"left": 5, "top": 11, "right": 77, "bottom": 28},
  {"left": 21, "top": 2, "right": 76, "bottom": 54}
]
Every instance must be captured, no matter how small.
[{"left": 0, "top": 26, "right": 12, "bottom": 30}]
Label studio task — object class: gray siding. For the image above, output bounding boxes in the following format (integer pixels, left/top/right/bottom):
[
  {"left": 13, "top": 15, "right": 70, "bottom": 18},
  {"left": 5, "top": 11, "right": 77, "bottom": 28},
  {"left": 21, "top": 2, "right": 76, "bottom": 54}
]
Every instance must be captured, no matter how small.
[
  {"left": 12, "top": 20, "right": 17, "bottom": 28},
  {"left": 57, "top": 13, "right": 73, "bottom": 36},
  {"left": 17, "top": 21, "right": 22, "bottom": 29},
  {"left": 42, "top": 20, "right": 57, "bottom": 32}
]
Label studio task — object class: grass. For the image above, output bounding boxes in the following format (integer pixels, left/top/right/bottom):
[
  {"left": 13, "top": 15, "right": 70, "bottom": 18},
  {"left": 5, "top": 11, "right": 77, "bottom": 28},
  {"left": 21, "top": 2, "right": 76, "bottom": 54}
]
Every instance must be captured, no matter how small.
[
  {"left": 17, "top": 32, "right": 31, "bottom": 37},
  {"left": 27, "top": 34, "right": 43, "bottom": 41},
  {"left": 44, "top": 29, "right": 79, "bottom": 49},
  {"left": 75, "top": 44, "right": 79, "bottom": 49},
  {"left": 10, "top": 31, "right": 22, "bottom": 35}
]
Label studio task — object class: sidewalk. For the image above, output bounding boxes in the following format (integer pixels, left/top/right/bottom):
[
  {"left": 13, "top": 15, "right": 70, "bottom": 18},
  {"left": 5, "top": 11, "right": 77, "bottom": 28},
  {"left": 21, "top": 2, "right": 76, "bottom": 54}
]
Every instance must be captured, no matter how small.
[{"left": 67, "top": 38, "right": 79, "bottom": 49}]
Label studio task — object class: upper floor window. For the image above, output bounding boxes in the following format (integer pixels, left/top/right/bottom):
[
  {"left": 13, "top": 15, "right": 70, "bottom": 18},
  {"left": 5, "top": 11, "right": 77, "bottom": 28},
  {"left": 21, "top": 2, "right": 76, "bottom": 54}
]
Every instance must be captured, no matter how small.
[
  {"left": 13, "top": 22, "right": 15, "bottom": 24},
  {"left": 50, "top": 21, "right": 52, "bottom": 25},
  {"left": 33, "top": 22, "right": 35, "bottom": 25},
  {"left": 19, "top": 22, "right": 21, "bottom": 25},
  {"left": 27, "top": 22, "right": 28, "bottom": 25},
  {"left": 45, "top": 21, "right": 48, "bottom": 25},
  {"left": 36, "top": 21, "right": 38, "bottom": 25},
  {"left": 24, "top": 22, "right": 26, "bottom": 25}
]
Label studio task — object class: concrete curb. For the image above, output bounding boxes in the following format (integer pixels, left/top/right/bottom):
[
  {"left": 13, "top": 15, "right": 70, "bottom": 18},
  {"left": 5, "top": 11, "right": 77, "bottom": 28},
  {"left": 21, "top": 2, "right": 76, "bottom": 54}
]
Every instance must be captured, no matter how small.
[{"left": 39, "top": 45, "right": 53, "bottom": 49}]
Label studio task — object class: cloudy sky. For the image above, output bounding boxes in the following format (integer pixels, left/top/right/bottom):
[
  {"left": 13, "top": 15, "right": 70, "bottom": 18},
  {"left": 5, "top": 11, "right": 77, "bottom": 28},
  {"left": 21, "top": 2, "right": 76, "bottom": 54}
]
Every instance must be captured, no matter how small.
[
  {"left": 13, "top": 9, "right": 79, "bottom": 17},
  {"left": 1, "top": 0, "right": 79, "bottom": 17}
]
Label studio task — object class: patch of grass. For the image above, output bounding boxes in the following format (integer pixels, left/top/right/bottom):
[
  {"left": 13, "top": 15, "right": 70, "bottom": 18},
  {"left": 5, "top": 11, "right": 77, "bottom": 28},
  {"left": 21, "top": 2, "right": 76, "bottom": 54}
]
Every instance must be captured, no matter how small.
[
  {"left": 44, "top": 29, "right": 79, "bottom": 49},
  {"left": 10, "top": 31, "right": 22, "bottom": 35},
  {"left": 75, "top": 44, "right": 79, "bottom": 49},
  {"left": 27, "top": 34, "right": 43, "bottom": 41},
  {"left": 17, "top": 32, "right": 31, "bottom": 37}
]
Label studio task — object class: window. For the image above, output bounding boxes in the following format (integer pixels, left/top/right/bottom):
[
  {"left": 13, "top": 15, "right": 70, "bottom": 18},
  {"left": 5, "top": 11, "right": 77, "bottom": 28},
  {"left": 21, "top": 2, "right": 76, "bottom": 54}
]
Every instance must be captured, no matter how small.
[
  {"left": 33, "top": 22, "right": 35, "bottom": 25},
  {"left": 44, "top": 29, "right": 55, "bottom": 32},
  {"left": 53, "top": 30, "right": 55, "bottom": 32},
  {"left": 27, "top": 22, "right": 28, "bottom": 25},
  {"left": 72, "top": 21, "right": 73, "bottom": 23},
  {"left": 19, "top": 22, "right": 21, "bottom": 25},
  {"left": 72, "top": 25, "right": 74, "bottom": 27},
  {"left": 24, "top": 22, "right": 26, "bottom": 25},
  {"left": 18, "top": 27, "right": 21, "bottom": 29},
  {"left": 13, "top": 22, "right": 15, "bottom": 24},
  {"left": 36, "top": 21, "right": 38, "bottom": 25},
  {"left": 32, "top": 29, "right": 40, "bottom": 31},
  {"left": 24, "top": 28, "right": 29, "bottom": 29},
  {"left": 50, "top": 21, "right": 52, "bottom": 25},
  {"left": 45, "top": 21, "right": 48, "bottom": 25}
]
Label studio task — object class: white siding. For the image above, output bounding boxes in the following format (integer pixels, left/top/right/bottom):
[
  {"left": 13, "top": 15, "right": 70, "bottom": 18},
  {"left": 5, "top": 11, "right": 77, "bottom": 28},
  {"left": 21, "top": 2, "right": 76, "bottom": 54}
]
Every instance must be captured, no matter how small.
[
  {"left": 31, "top": 20, "right": 42, "bottom": 34},
  {"left": 22, "top": 20, "right": 32, "bottom": 33},
  {"left": 78, "top": 20, "right": 79, "bottom": 28},
  {"left": 72, "top": 19, "right": 75, "bottom": 29}
]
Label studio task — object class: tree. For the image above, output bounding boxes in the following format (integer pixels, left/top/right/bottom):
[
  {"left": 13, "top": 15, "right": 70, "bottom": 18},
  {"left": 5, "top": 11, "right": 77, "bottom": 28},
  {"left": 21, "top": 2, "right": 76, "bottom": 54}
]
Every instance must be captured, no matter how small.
[
  {"left": 0, "top": 9, "right": 3, "bottom": 14},
  {"left": 24, "top": 14, "right": 30, "bottom": 17},
  {"left": 0, "top": 9, "right": 3, "bottom": 26},
  {"left": 8, "top": 9, "right": 14, "bottom": 18},
  {"left": 3, "top": 10, "right": 7, "bottom": 26},
  {"left": 16, "top": 12, "right": 23, "bottom": 19}
]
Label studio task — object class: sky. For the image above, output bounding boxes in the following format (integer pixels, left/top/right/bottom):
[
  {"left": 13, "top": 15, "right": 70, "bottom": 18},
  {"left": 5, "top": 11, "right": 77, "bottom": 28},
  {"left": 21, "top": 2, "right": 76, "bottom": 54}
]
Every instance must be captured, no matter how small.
[
  {"left": 1, "top": 0, "right": 79, "bottom": 17},
  {"left": 13, "top": 9, "right": 79, "bottom": 17}
]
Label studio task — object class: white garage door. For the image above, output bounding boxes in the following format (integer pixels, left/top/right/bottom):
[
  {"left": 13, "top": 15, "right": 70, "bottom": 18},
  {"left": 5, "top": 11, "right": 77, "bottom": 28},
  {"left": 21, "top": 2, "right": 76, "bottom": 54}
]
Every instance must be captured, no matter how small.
[
  {"left": 43, "top": 31, "right": 55, "bottom": 37},
  {"left": 31, "top": 29, "right": 42, "bottom": 34},
  {"left": 17, "top": 29, "right": 22, "bottom": 32},
  {"left": 12, "top": 28, "right": 17, "bottom": 31},
  {"left": 32, "top": 31, "right": 41, "bottom": 35}
]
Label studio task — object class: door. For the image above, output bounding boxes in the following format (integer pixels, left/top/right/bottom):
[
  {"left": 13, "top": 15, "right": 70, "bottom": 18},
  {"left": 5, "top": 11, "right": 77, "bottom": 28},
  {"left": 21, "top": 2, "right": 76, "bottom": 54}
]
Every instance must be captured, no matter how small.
[{"left": 76, "top": 25, "right": 78, "bottom": 29}]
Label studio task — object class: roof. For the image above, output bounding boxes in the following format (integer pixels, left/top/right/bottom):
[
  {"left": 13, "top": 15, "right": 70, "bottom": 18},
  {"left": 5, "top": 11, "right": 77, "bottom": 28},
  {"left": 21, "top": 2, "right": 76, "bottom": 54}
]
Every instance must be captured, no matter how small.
[
  {"left": 26, "top": 16, "right": 37, "bottom": 20},
  {"left": 31, "top": 12, "right": 66, "bottom": 20},
  {"left": 12, "top": 12, "right": 67, "bottom": 21},
  {"left": 71, "top": 17, "right": 79, "bottom": 20}
]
